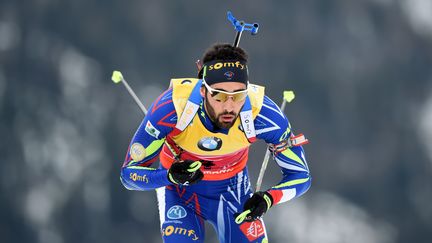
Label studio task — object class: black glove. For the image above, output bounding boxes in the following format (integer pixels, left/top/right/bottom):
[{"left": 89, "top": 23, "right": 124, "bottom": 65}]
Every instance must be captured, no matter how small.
[
  {"left": 167, "top": 160, "right": 204, "bottom": 186},
  {"left": 236, "top": 191, "right": 273, "bottom": 223}
]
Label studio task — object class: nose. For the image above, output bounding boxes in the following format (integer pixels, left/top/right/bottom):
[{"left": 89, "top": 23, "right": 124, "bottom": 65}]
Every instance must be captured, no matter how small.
[{"left": 223, "top": 97, "right": 235, "bottom": 112}]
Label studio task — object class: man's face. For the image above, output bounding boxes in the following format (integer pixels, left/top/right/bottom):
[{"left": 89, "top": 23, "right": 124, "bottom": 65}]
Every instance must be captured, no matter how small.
[{"left": 200, "top": 82, "right": 248, "bottom": 129}]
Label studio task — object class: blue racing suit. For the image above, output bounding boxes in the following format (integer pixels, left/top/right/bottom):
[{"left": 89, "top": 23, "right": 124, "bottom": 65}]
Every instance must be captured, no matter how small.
[{"left": 120, "top": 80, "right": 311, "bottom": 243}]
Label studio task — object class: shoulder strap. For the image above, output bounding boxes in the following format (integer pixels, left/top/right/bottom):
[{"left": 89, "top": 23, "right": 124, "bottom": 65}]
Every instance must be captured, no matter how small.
[
  {"left": 239, "top": 96, "right": 256, "bottom": 143},
  {"left": 171, "top": 79, "right": 202, "bottom": 132},
  {"left": 239, "top": 83, "right": 265, "bottom": 143}
]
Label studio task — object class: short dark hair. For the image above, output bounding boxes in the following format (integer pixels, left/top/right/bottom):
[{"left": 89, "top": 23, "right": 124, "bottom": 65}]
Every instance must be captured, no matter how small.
[{"left": 198, "top": 43, "right": 248, "bottom": 78}]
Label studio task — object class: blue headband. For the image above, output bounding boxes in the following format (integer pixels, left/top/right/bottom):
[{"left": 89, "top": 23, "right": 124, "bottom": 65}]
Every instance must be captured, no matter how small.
[{"left": 202, "top": 60, "right": 249, "bottom": 85}]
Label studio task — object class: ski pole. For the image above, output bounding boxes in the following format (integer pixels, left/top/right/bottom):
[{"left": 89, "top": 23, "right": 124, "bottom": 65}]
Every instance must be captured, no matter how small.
[
  {"left": 256, "top": 91, "right": 295, "bottom": 191},
  {"left": 235, "top": 91, "right": 295, "bottom": 224},
  {"left": 111, "top": 70, "right": 202, "bottom": 169},
  {"left": 111, "top": 70, "right": 147, "bottom": 115}
]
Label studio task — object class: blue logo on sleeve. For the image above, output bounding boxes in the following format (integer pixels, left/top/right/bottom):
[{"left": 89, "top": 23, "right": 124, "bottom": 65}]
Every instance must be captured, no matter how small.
[{"left": 167, "top": 205, "right": 187, "bottom": 219}]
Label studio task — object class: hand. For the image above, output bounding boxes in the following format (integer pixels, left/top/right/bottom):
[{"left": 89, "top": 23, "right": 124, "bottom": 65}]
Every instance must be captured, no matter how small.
[
  {"left": 235, "top": 191, "right": 273, "bottom": 223},
  {"left": 167, "top": 160, "right": 204, "bottom": 186}
]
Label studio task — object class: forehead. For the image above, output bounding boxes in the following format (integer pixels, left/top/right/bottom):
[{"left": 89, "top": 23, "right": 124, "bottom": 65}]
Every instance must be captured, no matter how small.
[{"left": 210, "top": 82, "right": 247, "bottom": 91}]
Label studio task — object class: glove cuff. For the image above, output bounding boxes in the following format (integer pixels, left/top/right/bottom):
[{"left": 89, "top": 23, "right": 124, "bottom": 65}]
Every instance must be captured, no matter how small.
[
  {"left": 167, "top": 171, "right": 178, "bottom": 185},
  {"left": 263, "top": 191, "right": 273, "bottom": 211}
]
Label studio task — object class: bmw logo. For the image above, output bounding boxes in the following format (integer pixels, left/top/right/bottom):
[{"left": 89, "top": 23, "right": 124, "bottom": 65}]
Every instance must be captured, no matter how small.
[{"left": 198, "top": 137, "right": 222, "bottom": 151}]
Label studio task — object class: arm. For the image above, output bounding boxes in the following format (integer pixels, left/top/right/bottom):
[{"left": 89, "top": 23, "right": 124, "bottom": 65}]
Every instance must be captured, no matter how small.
[
  {"left": 120, "top": 88, "right": 176, "bottom": 191},
  {"left": 255, "top": 95, "right": 311, "bottom": 205}
]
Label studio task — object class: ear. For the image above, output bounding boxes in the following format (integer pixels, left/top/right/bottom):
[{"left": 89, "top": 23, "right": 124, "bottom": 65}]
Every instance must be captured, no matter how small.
[
  {"left": 200, "top": 86, "right": 206, "bottom": 98},
  {"left": 196, "top": 60, "right": 204, "bottom": 78},
  {"left": 196, "top": 59, "right": 203, "bottom": 71}
]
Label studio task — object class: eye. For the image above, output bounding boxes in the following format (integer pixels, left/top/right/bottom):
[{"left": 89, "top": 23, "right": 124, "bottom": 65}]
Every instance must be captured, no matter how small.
[
  {"left": 211, "top": 92, "right": 226, "bottom": 102},
  {"left": 210, "top": 92, "right": 221, "bottom": 101},
  {"left": 210, "top": 91, "right": 220, "bottom": 97},
  {"left": 214, "top": 96, "right": 223, "bottom": 102}
]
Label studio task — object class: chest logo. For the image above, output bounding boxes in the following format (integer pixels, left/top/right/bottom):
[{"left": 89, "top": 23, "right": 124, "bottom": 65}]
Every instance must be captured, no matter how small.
[
  {"left": 167, "top": 205, "right": 187, "bottom": 219},
  {"left": 197, "top": 137, "right": 222, "bottom": 151}
]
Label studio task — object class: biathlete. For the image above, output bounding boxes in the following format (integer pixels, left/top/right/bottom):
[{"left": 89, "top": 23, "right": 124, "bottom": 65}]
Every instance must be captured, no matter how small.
[{"left": 120, "top": 43, "right": 311, "bottom": 243}]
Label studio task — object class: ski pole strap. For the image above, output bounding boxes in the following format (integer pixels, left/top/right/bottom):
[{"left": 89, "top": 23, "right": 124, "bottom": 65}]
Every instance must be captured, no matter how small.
[
  {"left": 187, "top": 161, "right": 202, "bottom": 172},
  {"left": 269, "top": 134, "right": 309, "bottom": 154},
  {"left": 290, "top": 133, "right": 309, "bottom": 146},
  {"left": 164, "top": 134, "right": 185, "bottom": 160},
  {"left": 235, "top": 209, "right": 252, "bottom": 224}
]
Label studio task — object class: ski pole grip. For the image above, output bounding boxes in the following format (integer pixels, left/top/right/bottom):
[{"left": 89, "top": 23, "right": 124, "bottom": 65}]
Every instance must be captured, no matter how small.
[{"left": 112, "top": 70, "right": 124, "bottom": 83}]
